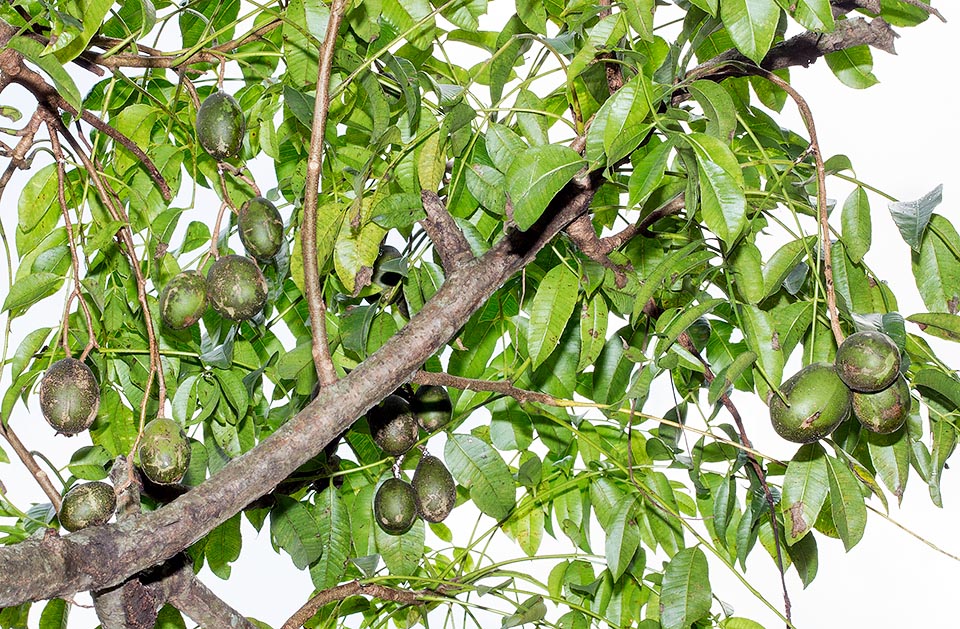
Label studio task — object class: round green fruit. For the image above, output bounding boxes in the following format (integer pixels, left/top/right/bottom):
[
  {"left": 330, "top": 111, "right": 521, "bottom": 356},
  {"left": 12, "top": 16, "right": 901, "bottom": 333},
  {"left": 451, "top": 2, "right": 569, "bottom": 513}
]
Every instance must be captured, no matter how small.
[
  {"left": 159, "top": 271, "right": 208, "bottom": 329},
  {"left": 411, "top": 385, "right": 452, "bottom": 433},
  {"left": 206, "top": 255, "right": 268, "bottom": 321},
  {"left": 374, "top": 477, "right": 418, "bottom": 535},
  {"left": 59, "top": 481, "right": 116, "bottom": 532},
  {"left": 196, "top": 91, "right": 245, "bottom": 161},
  {"left": 834, "top": 331, "right": 901, "bottom": 393},
  {"left": 238, "top": 197, "right": 284, "bottom": 261},
  {"left": 769, "top": 363, "right": 852, "bottom": 443},
  {"left": 138, "top": 418, "right": 192, "bottom": 485},
  {"left": 371, "top": 245, "right": 402, "bottom": 290},
  {"left": 39, "top": 358, "right": 100, "bottom": 435},
  {"left": 852, "top": 376, "right": 911, "bottom": 434},
  {"left": 367, "top": 395, "right": 419, "bottom": 456},
  {"left": 412, "top": 455, "right": 456, "bottom": 523}
]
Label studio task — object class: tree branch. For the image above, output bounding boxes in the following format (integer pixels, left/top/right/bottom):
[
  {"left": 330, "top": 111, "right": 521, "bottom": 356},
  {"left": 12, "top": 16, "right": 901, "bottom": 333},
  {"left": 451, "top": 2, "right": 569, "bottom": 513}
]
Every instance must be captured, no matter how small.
[
  {"left": 282, "top": 581, "right": 448, "bottom": 629},
  {"left": 302, "top": 0, "right": 347, "bottom": 391},
  {"left": 412, "top": 370, "right": 558, "bottom": 406},
  {"left": 0, "top": 167, "right": 601, "bottom": 606},
  {"left": 419, "top": 191, "right": 474, "bottom": 271}
]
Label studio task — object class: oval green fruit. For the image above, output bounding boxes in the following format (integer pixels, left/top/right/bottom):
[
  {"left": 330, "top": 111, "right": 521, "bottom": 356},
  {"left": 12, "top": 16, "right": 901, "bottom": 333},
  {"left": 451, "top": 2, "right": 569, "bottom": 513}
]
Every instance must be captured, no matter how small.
[
  {"left": 196, "top": 90, "right": 245, "bottom": 161},
  {"left": 835, "top": 331, "right": 901, "bottom": 393},
  {"left": 59, "top": 481, "right": 116, "bottom": 532},
  {"left": 206, "top": 255, "right": 268, "bottom": 321},
  {"left": 769, "top": 363, "right": 852, "bottom": 443},
  {"left": 412, "top": 455, "right": 456, "bottom": 523},
  {"left": 138, "top": 418, "right": 192, "bottom": 485},
  {"left": 371, "top": 245, "right": 403, "bottom": 290},
  {"left": 852, "top": 375, "right": 911, "bottom": 434},
  {"left": 239, "top": 197, "right": 284, "bottom": 261},
  {"left": 374, "top": 477, "right": 418, "bottom": 535},
  {"left": 39, "top": 358, "right": 100, "bottom": 435},
  {"left": 411, "top": 385, "right": 452, "bottom": 433},
  {"left": 367, "top": 395, "right": 419, "bottom": 456},
  {"left": 159, "top": 271, "right": 208, "bottom": 329}
]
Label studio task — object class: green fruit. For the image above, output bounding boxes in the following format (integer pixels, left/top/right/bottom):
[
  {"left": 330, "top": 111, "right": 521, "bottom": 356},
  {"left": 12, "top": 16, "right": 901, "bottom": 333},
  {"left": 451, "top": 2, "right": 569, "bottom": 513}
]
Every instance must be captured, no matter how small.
[
  {"left": 852, "top": 376, "right": 911, "bottom": 434},
  {"left": 39, "top": 358, "right": 100, "bottom": 435},
  {"left": 835, "top": 331, "right": 901, "bottom": 393},
  {"left": 686, "top": 317, "right": 711, "bottom": 352},
  {"left": 206, "top": 255, "right": 268, "bottom": 321},
  {"left": 411, "top": 385, "right": 452, "bottom": 433},
  {"left": 239, "top": 197, "right": 284, "bottom": 261},
  {"left": 138, "top": 418, "right": 192, "bottom": 485},
  {"left": 371, "top": 245, "right": 403, "bottom": 290},
  {"left": 367, "top": 395, "right": 419, "bottom": 456},
  {"left": 412, "top": 455, "right": 456, "bottom": 523},
  {"left": 196, "top": 91, "right": 245, "bottom": 161},
  {"left": 159, "top": 271, "right": 208, "bottom": 329},
  {"left": 59, "top": 481, "right": 116, "bottom": 532},
  {"left": 374, "top": 478, "right": 418, "bottom": 535},
  {"left": 769, "top": 363, "right": 852, "bottom": 443}
]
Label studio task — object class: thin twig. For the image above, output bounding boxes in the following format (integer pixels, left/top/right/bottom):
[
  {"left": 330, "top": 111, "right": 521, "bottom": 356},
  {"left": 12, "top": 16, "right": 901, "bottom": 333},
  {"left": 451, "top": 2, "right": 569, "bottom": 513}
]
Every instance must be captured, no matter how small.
[
  {"left": 758, "top": 70, "right": 844, "bottom": 346},
  {"left": 412, "top": 370, "right": 558, "bottom": 406},
  {"left": 893, "top": 0, "right": 946, "bottom": 22},
  {"left": 302, "top": 0, "right": 348, "bottom": 390},
  {"left": 866, "top": 504, "right": 960, "bottom": 562},
  {"left": 0, "top": 423, "right": 61, "bottom": 511},
  {"left": 282, "top": 581, "right": 447, "bottom": 629}
]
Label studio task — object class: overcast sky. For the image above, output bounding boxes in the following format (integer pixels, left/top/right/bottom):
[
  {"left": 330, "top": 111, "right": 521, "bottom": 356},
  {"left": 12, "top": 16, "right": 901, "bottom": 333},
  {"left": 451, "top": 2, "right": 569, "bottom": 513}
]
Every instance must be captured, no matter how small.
[{"left": 1, "top": 5, "right": 958, "bottom": 628}]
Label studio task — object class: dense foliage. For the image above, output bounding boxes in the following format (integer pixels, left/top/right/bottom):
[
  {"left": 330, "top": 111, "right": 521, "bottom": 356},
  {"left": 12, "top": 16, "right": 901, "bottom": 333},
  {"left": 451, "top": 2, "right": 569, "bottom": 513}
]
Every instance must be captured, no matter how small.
[{"left": 0, "top": 0, "right": 954, "bottom": 628}]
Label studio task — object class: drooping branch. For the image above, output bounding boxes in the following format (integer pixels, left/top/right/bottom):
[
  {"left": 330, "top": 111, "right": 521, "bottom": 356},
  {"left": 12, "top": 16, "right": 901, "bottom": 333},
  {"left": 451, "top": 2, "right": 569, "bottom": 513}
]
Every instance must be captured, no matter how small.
[
  {"left": 418, "top": 191, "right": 474, "bottom": 271},
  {"left": 282, "top": 581, "right": 449, "bottom": 629},
  {"left": 302, "top": 0, "right": 348, "bottom": 391},
  {"left": 0, "top": 163, "right": 602, "bottom": 606}
]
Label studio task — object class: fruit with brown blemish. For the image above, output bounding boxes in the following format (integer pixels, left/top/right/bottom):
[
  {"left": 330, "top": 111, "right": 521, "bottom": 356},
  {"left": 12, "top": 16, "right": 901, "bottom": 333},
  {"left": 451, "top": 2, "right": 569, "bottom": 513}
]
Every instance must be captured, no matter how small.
[
  {"left": 206, "top": 255, "right": 268, "bottom": 321},
  {"left": 59, "top": 481, "right": 116, "bottom": 532},
  {"left": 39, "top": 358, "right": 100, "bottom": 435},
  {"left": 834, "top": 331, "right": 901, "bottom": 393},
  {"left": 852, "top": 375, "right": 911, "bottom": 434},
  {"left": 367, "top": 394, "right": 420, "bottom": 456},
  {"left": 412, "top": 454, "right": 456, "bottom": 523},
  {"left": 411, "top": 385, "right": 452, "bottom": 433},
  {"left": 138, "top": 417, "right": 192, "bottom": 485},
  {"left": 196, "top": 90, "right": 245, "bottom": 161},
  {"left": 159, "top": 271, "right": 208, "bottom": 329},
  {"left": 238, "top": 197, "right": 284, "bottom": 261},
  {"left": 769, "top": 363, "right": 852, "bottom": 443}
]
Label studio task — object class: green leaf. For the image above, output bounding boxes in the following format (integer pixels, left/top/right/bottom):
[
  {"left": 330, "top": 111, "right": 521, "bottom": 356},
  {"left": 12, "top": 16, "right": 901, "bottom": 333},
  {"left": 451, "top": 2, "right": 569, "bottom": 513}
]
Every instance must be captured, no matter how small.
[
  {"left": 309, "top": 486, "right": 351, "bottom": 590},
  {"left": 506, "top": 145, "right": 586, "bottom": 231},
  {"left": 376, "top": 515, "right": 424, "bottom": 575},
  {"left": 271, "top": 495, "right": 323, "bottom": 570},
  {"left": 762, "top": 236, "right": 817, "bottom": 299},
  {"left": 111, "top": 104, "right": 160, "bottom": 175},
  {"left": 38, "top": 599, "right": 68, "bottom": 629},
  {"left": 914, "top": 369, "right": 960, "bottom": 410},
  {"left": 928, "top": 417, "right": 956, "bottom": 507},
  {"left": 908, "top": 312, "right": 960, "bottom": 342},
  {"left": 6, "top": 38, "right": 82, "bottom": 111},
  {"left": 10, "top": 327, "right": 51, "bottom": 383},
  {"left": 912, "top": 214, "right": 960, "bottom": 313},
  {"left": 689, "top": 80, "right": 737, "bottom": 141},
  {"left": 722, "top": 619, "right": 766, "bottom": 629},
  {"left": 587, "top": 73, "right": 654, "bottom": 167},
  {"left": 605, "top": 500, "right": 640, "bottom": 581},
  {"left": 17, "top": 163, "right": 59, "bottom": 237},
  {"left": 372, "top": 193, "right": 427, "bottom": 230},
  {"left": 632, "top": 241, "right": 714, "bottom": 321},
  {"left": 660, "top": 547, "right": 712, "bottom": 629},
  {"left": 578, "top": 295, "right": 609, "bottom": 371},
  {"left": 334, "top": 220, "right": 387, "bottom": 295},
  {"left": 503, "top": 504, "right": 544, "bottom": 556},
  {"left": 516, "top": 0, "right": 547, "bottom": 33},
  {"left": 3, "top": 272, "right": 64, "bottom": 315},
  {"left": 486, "top": 123, "right": 527, "bottom": 173},
  {"left": 782, "top": 442, "right": 829, "bottom": 544},
  {"left": 628, "top": 138, "right": 675, "bottom": 207},
  {"left": 67, "top": 445, "right": 111, "bottom": 481},
  {"left": 708, "top": 351, "right": 756, "bottom": 406},
  {"left": 825, "top": 455, "right": 866, "bottom": 551},
  {"left": 890, "top": 184, "right": 942, "bottom": 251},
  {"left": 290, "top": 199, "right": 347, "bottom": 295},
  {"left": 655, "top": 298, "right": 724, "bottom": 359},
  {"left": 729, "top": 242, "right": 765, "bottom": 304},
  {"left": 502, "top": 595, "right": 548, "bottom": 628},
  {"left": 739, "top": 305, "right": 783, "bottom": 399},
  {"left": 684, "top": 133, "right": 747, "bottom": 244},
  {"left": 785, "top": 0, "right": 835, "bottom": 31},
  {"left": 205, "top": 513, "right": 242, "bottom": 579},
  {"left": 624, "top": 0, "right": 656, "bottom": 39},
  {"left": 154, "top": 605, "right": 187, "bottom": 629},
  {"left": 841, "top": 187, "right": 871, "bottom": 264},
  {"left": 445, "top": 434, "right": 516, "bottom": 520},
  {"left": 529, "top": 265, "right": 580, "bottom": 369},
  {"left": 825, "top": 46, "right": 879, "bottom": 89},
  {"left": 720, "top": 0, "right": 781, "bottom": 64},
  {"left": 867, "top": 429, "right": 910, "bottom": 504}
]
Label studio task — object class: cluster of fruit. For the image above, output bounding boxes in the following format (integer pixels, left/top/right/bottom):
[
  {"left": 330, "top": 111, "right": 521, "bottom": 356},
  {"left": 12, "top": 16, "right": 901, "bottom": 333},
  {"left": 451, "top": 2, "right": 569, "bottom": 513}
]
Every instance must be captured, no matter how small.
[
  {"left": 38, "top": 358, "right": 191, "bottom": 531},
  {"left": 370, "top": 386, "right": 457, "bottom": 536},
  {"left": 769, "top": 331, "right": 911, "bottom": 443}
]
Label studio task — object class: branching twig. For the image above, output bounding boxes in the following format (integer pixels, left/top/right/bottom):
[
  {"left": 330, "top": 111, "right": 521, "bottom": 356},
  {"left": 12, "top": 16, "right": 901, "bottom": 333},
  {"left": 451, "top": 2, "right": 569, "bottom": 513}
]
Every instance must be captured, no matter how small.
[
  {"left": 758, "top": 70, "right": 844, "bottom": 346},
  {"left": 302, "top": 0, "right": 348, "bottom": 390},
  {"left": 412, "top": 370, "right": 558, "bottom": 406},
  {"left": 418, "top": 191, "right": 473, "bottom": 271},
  {"left": 282, "top": 581, "right": 448, "bottom": 629}
]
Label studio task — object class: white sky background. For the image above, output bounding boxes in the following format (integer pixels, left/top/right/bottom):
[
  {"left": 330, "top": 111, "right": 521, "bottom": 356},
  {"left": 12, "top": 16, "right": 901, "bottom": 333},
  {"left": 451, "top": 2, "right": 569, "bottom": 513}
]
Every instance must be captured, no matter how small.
[{"left": 0, "top": 3, "right": 958, "bottom": 628}]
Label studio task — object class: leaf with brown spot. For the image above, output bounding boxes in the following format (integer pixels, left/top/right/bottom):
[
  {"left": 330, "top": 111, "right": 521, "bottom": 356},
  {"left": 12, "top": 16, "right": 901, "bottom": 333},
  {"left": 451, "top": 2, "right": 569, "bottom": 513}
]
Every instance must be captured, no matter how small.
[{"left": 782, "top": 442, "right": 829, "bottom": 545}]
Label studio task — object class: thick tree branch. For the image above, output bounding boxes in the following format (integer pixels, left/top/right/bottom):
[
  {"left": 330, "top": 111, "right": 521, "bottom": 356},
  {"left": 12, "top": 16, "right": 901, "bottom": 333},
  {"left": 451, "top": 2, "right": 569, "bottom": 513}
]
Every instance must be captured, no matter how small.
[
  {"left": 419, "top": 190, "right": 474, "bottom": 271},
  {"left": 282, "top": 581, "right": 448, "bottom": 629},
  {"left": 302, "top": 0, "right": 347, "bottom": 390},
  {"left": 167, "top": 570, "right": 259, "bottom": 629},
  {"left": 0, "top": 166, "right": 601, "bottom": 606}
]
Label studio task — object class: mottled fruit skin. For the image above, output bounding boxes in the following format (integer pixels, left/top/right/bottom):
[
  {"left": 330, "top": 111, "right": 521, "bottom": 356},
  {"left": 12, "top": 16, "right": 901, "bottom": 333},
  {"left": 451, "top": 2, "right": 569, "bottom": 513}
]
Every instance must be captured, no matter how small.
[
  {"left": 239, "top": 197, "right": 284, "bottom": 260},
  {"left": 206, "top": 255, "right": 268, "bottom": 321},
  {"left": 39, "top": 358, "right": 100, "bottom": 435},
  {"left": 411, "top": 385, "right": 452, "bottom": 433},
  {"left": 159, "top": 271, "right": 208, "bottom": 329},
  {"left": 853, "top": 376, "right": 911, "bottom": 434},
  {"left": 368, "top": 394, "right": 420, "bottom": 456},
  {"left": 374, "top": 478, "right": 418, "bottom": 535},
  {"left": 770, "top": 363, "right": 852, "bottom": 443},
  {"left": 196, "top": 91, "right": 245, "bottom": 160},
  {"left": 139, "top": 418, "right": 192, "bottom": 485},
  {"left": 59, "top": 481, "right": 116, "bottom": 532},
  {"left": 835, "top": 331, "right": 901, "bottom": 393},
  {"left": 371, "top": 245, "right": 403, "bottom": 290},
  {"left": 412, "top": 455, "right": 456, "bottom": 523}
]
